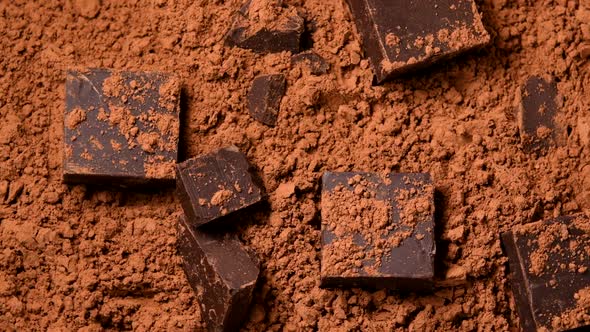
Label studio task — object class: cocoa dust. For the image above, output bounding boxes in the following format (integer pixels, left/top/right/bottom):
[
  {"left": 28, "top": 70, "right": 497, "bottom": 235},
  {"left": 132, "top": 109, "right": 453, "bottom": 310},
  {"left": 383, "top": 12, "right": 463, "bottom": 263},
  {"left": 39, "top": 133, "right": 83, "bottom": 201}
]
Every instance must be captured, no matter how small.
[{"left": 1, "top": 0, "right": 590, "bottom": 331}]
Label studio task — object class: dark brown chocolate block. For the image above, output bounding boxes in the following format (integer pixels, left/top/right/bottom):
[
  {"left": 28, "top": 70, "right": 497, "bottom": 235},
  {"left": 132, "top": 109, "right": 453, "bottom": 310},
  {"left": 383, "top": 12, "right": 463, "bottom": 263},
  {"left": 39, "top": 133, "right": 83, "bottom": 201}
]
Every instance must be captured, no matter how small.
[
  {"left": 346, "top": 0, "right": 490, "bottom": 83},
  {"left": 247, "top": 74, "right": 286, "bottom": 126},
  {"left": 320, "top": 172, "right": 435, "bottom": 291},
  {"left": 517, "top": 76, "right": 561, "bottom": 154},
  {"left": 176, "top": 146, "right": 263, "bottom": 228},
  {"left": 63, "top": 68, "right": 180, "bottom": 187},
  {"left": 501, "top": 215, "right": 590, "bottom": 332},
  {"left": 225, "top": 0, "right": 304, "bottom": 54},
  {"left": 291, "top": 51, "right": 330, "bottom": 75},
  {"left": 177, "top": 216, "right": 259, "bottom": 332}
]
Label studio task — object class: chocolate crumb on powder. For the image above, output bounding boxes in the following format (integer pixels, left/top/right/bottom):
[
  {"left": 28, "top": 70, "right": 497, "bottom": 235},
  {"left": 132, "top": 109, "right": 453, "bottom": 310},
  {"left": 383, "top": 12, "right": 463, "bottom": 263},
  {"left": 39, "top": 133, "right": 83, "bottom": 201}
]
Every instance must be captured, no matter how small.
[
  {"left": 225, "top": 0, "right": 304, "bottom": 54},
  {"left": 247, "top": 74, "right": 286, "bottom": 126},
  {"left": 516, "top": 75, "right": 562, "bottom": 155}
]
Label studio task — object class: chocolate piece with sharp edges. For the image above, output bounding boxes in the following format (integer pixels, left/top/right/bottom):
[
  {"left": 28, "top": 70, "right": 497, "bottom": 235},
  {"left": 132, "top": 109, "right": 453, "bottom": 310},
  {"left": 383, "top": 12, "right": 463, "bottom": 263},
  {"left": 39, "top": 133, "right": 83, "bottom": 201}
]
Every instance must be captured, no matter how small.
[
  {"left": 291, "top": 51, "right": 330, "bottom": 75},
  {"left": 63, "top": 68, "right": 180, "bottom": 187},
  {"left": 501, "top": 215, "right": 590, "bottom": 332},
  {"left": 346, "top": 0, "right": 490, "bottom": 83},
  {"left": 176, "top": 146, "right": 263, "bottom": 228},
  {"left": 517, "top": 76, "right": 561, "bottom": 154},
  {"left": 177, "top": 216, "right": 259, "bottom": 332},
  {"left": 247, "top": 74, "right": 286, "bottom": 126},
  {"left": 225, "top": 0, "right": 304, "bottom": 54},
  {"left": 320, "top": 172, "right": 436, "bottom": 291}
]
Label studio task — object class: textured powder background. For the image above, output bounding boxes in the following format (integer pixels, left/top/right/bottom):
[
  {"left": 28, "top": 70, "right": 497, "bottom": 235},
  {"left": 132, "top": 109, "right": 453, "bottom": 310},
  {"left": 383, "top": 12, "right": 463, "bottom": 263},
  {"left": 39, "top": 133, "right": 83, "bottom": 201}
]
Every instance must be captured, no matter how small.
[{"left": 1, "top": 0, "right": 590, "bottom": 331}]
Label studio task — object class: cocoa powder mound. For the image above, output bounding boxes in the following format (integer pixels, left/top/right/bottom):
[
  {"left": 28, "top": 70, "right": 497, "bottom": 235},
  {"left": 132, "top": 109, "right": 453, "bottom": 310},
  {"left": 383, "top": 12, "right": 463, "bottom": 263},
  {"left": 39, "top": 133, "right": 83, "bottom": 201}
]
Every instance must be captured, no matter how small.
[{"left": 1, "top": 0, "right": 590, "bottom": 331}]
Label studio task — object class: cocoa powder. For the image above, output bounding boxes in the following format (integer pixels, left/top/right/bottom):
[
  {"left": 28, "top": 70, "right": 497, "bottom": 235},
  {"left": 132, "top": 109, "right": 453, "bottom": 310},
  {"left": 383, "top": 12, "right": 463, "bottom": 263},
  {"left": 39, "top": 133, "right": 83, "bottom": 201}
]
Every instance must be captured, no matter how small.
[{"left": 1, "top": 0, "right": 590, "bottom": 331}]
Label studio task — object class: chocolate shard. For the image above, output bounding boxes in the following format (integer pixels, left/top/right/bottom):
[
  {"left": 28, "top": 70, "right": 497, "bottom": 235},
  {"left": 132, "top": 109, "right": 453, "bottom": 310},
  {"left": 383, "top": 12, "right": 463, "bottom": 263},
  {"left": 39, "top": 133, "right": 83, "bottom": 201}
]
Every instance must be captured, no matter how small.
[
  {"left": 345, "top": 0, "right": 490, "bottom": 83},
  {"left": 176, "top": 146, "right": 263, "bottom": 228},
  {"left": 291, "top": 51, "right": 330, "bottom": 75},
  {"left": 225, "top": 0, "right": 304, "bottom": 54},
  {"left": 177, "top": 216, "right": 259, "bottom": 332},
  {"left": 501, "top": 215, "right": 590, "bottom": 332},
  {"left": 320, "top": 172, "right": 436, "bottom": 291},
  {"left": 63, "top": 68, "right": 180, "bottom": 187},
  {"left": 516, "top": 75, "right": 561, "bottom": 154},
  {"left": 247, "top": 74, "right": 286, "bottom": 126}
]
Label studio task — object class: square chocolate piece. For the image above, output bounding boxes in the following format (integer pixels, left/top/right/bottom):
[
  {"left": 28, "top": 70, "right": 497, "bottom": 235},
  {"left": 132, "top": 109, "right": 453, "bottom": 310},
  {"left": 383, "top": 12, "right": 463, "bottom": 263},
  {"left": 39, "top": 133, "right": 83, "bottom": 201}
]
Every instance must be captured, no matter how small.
[
  {"left": 346, "top": 0, "right": 490, "bottom": 83},
  {"left": 177, "top": 216, "right": 259, "bottom": 332},
  {"left": 176, "top": 146, "right": 263, "bottom": 228},
  {"left": 501, "top": 215, "right": 590, "bottom": 332},
  {"left": 320, "top": 172, "right": 436, "bottom": 290},
  {"left": 64, "top": 68, "right": 180, "bottom": 187}
]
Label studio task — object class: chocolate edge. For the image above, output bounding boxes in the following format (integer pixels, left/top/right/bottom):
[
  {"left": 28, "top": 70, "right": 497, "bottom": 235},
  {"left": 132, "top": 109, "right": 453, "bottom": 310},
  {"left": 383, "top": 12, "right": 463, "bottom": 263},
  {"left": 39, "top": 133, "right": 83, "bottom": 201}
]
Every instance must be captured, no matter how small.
[{"left": 500, "top": 231, "right": 537, "bottom": 332}]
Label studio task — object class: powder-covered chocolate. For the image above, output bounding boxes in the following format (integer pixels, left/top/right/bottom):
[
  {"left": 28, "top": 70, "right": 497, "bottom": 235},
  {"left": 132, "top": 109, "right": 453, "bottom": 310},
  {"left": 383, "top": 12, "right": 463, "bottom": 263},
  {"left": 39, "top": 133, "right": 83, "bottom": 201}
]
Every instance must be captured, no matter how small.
[{"left": 1, "top": 0, "right": 590, "bottom": 331}]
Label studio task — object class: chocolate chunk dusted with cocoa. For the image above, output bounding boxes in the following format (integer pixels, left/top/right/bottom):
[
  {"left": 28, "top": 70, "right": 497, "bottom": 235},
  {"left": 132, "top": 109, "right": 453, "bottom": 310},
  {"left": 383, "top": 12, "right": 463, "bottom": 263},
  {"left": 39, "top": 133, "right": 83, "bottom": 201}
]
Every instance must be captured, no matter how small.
[
  {"left": 176, "top": 146, "right": 263, "bottom": 228},
  {"left": 63, "top": 68, "right": 180, "bottom": 187},
  {"left": 291, "top": 51, "right": 330, "bottom": 75},
  {"left": 247, "top": 74, "right": 286, "bottom": 126},
  {"left": 516, "top": 76, "right": 561, "bottom": 154},
  {"left": 177, "top": 216, "right": 259, "bottom": 332},
  {"left": 346, "top": 0, "right": 490, "bottom": 83},
  {"left": 501, "top": 215, "right": 590, "bottom": 332},
  {"left": 320, "top": 172, "right": 436, "bottom": 291},
  {"left": 225, "top": 0, "right": 304, "bottom": 54}
]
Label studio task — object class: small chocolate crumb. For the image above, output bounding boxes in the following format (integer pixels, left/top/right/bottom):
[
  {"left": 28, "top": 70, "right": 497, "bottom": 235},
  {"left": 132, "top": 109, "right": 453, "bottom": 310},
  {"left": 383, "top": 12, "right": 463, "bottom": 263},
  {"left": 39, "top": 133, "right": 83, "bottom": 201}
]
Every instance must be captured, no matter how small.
[
  {"left": 225, "top": 0, "right": 304, "bottom": 54},
  {"left": 247, "top": 74, "right": 286, "bottom": 126}
]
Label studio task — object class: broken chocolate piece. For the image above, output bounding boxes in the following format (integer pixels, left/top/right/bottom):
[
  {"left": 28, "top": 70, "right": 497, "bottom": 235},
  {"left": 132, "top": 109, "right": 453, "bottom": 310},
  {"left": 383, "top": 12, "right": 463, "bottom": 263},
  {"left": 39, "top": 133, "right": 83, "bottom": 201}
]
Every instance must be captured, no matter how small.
[
  {"left": 176, "top": 146, "right": 263, "bottom": 228},
  {"left": 177, "top": 215, "right": 259, "bottom": 332},
  {"left": 501, "top": 215, "right": 590, "bottom": 332},
  {"left": 320, "top": 172, "right": 436, "bottom": 291},
  {"left": 345, "top": 0, "right": 490, "bottom": 83},
  {"left": 225, "top": 0, "right": 304, "bottom": 54},
  {"left": 247, "top": 74, "right": 286, "bottom": 126},
  {"left": 291, "top": 51, "right": 330, "bottom": 75},
  {"left": 63, "top": 68, "right": 180, "bottom": 187},
  {"left": 516, "top": 76, "right": 561, "bottom": 154}
]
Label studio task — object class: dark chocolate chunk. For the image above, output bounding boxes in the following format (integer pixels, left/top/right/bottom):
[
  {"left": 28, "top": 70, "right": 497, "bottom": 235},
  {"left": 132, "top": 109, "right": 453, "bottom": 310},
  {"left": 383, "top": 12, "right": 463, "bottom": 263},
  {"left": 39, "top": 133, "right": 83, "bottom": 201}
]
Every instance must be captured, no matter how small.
[
  {"left": 63, "top": 68, "right": 180, "bottom": 187},
  {"left": 177, "top": 216, "right": 259, "bottom": 332},
  {"left": 291, "top": 51, "right": 330, "bottom": 75},
  {"left": 345, "top": 0, "right": 490, "bottom": 83},
  {"left": 320, "top": 172, "right": 436, "bottom": 291},
  {"left": 247, "top": 74, "right": 286, "bottom": 126},
  {"left": 225, "top": 0, "right": 304, "bottom": 54},
  {"left": 501, "top": 215, "right": 590, "bottom": 332},
  {"left": 517, "top": 75, "right": 561, "bottom": 154},
  {"left": 176, "top": 146, "right": 263, "bottom": 228}
]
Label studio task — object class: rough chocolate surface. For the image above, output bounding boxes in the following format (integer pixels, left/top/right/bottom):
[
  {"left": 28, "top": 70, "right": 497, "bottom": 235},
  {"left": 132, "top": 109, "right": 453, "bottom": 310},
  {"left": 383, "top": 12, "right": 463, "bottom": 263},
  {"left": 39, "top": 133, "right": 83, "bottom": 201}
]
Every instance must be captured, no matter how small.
[
  {"left": 320, "top": 172, "right": 435, "bottom": 291},
  {"left": 225, "top": 0, "right": 304, "bottom": 54},
  {"left": 63, "top": 68, "right": 180, "bottom": 187},
  {"left": 291, "top": 51, "right": 330, "bottom": 75},
  {"left": 176, "top": 146, "right": 263, "bottom": 228},
  {"left": 247, "top": 74, "right": 286, "bottom": 126},
  {"left": 346, "top": 0, "right": 490, "bottom": 83},
  {"left": 177, "top": 216, "right": 259, "bottom": 332},
  {"left": 501, "top": 215, "right": 590, "bottom": 332},
  {"left": 517, "top": 75, "right": 560, "bottom": 154}
]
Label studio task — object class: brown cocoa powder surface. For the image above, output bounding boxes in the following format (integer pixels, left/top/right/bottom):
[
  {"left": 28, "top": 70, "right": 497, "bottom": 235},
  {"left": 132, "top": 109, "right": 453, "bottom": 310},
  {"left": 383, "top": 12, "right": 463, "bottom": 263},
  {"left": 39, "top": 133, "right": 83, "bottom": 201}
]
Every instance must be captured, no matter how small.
[{"left": 1, "top": 0, "right": 590, "bottom": 331}]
